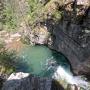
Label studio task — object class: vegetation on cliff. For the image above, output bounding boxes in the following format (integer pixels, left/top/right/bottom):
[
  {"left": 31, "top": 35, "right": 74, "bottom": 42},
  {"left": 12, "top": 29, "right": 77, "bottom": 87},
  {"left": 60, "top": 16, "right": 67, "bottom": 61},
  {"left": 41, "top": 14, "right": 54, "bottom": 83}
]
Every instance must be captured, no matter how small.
[
  {"left": 27, "top": 0, "right": 62, "bottom": 27},
  {"left": 0, "top": 0, "right": 18, "bottom": 31},
  {"left": 0, "top": 43, "right": 23, "bottom": 75},
  {"left": 0, "top": 0, "right": 63, "bottom": 32}
]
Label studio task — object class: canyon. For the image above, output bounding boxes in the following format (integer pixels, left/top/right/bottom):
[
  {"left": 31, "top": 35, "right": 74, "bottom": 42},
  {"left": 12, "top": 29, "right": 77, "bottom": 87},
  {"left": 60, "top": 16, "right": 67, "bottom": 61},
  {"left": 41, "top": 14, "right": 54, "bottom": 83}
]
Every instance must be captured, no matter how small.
[{"left": 0, "top": 0, "right": 90, "bottom": 90}]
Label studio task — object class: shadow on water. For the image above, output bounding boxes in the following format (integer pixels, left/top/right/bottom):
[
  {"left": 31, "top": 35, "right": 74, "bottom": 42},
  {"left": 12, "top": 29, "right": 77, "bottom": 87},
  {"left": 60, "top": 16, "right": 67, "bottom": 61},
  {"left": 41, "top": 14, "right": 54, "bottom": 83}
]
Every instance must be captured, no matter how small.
[
  {"left": 15, "top": 57, "right": 34, "bottom": 73},
  {"left": 51, "top": 50, "right": 74, "bottom": 75},
  {"left": 51, "top": 50, "right": 70, "bottom": 70}
]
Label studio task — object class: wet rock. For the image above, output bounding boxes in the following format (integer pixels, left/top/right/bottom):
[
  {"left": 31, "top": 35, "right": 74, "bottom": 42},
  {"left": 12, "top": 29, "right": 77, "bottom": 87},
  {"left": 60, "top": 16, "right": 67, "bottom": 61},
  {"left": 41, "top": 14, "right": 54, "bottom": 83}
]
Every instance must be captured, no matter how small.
[{"left": 67, "top": 84, "right": 80, "bottom": 90}]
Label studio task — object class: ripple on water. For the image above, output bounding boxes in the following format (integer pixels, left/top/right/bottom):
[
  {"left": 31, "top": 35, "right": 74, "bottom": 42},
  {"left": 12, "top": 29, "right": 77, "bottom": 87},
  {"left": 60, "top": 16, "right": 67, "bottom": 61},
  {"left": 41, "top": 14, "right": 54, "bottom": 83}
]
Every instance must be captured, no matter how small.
[{"left": 16, "top": 45, "right": 70, "bottom": 77}]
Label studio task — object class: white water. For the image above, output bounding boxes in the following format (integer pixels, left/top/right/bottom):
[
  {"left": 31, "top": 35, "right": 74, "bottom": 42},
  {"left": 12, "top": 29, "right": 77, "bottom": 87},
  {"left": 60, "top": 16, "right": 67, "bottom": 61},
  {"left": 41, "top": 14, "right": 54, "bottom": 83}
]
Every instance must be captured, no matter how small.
[
  {"left": 53, "top": 66, "right": 90, "bottom": 90},
  {"left": 43, "top": 56, "right": 90, "bottom": 89}
]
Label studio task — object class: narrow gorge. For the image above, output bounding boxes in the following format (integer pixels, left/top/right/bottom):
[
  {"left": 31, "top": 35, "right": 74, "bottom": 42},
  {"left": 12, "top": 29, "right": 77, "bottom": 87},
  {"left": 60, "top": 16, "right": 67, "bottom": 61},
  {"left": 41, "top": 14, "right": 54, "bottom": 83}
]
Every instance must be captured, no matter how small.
[{"left": 0, "top": 0, "right": 90, "bottom": 90}]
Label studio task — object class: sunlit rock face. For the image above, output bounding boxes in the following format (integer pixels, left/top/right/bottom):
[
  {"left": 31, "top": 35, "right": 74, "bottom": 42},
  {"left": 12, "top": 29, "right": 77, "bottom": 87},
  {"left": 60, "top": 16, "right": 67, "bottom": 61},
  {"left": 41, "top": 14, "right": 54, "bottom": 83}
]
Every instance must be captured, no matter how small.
[{"left": 27, "top": 26, "right": 50, "bottom": 45}]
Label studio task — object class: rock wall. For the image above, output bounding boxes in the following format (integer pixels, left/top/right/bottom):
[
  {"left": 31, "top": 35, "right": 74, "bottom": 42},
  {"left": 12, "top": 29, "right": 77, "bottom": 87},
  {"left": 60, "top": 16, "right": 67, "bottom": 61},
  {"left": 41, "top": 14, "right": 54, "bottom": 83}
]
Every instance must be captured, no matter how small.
[
  {"left": 2, "top": 72, "right": 82, "bottom": 90},
  {"left": 25, "top": 0, "right": 90, "bottom": 76},
  {"left": 2, "top": 72, "right": 65, "bottom": 90},
  {"left": 46, "top": 0, "right": 90, "bottom": 76}
]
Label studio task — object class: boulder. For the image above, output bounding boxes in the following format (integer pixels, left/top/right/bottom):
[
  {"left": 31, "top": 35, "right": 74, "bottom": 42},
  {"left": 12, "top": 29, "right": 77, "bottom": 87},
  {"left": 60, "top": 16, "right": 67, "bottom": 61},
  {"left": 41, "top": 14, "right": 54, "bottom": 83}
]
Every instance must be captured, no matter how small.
[{"left": 2, "top": 72, "right": 65, "bottom": 90}]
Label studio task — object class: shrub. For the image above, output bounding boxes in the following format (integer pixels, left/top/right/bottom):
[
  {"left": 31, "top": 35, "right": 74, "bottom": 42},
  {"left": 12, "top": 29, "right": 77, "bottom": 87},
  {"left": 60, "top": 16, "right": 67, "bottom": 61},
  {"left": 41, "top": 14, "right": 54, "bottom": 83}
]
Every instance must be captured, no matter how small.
[
  {"left": 0, "top": 43, "right": 19, "bottom": 75},
  {"left": 2, "top": 2, "right": 17, "bottom": 31}
]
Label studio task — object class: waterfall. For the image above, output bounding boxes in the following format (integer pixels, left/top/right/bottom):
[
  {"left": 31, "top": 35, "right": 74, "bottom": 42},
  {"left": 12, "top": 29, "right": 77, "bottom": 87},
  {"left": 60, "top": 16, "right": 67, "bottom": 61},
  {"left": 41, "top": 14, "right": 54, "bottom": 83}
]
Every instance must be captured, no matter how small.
[
  {"left": 43, "top": 56, "right": 90, "bottom": 90},
  {"left": 53, "top": 66, "right": 90, "bottom": 90}
]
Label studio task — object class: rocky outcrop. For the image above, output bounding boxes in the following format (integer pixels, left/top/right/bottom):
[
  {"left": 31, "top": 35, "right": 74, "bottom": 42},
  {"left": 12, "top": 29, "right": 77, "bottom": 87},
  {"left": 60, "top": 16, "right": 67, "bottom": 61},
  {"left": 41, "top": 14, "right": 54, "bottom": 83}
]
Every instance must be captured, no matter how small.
[
  {"left": 46, "top": 0, "right": 90, "bottom": 76},
  {"left": 2, "top": 72, "right": 86, "bottom": 90},
  {"left": 2, "top": 72, "right": 65, "bottom": 90},
  {"left": 26, "top": 26, "right": 50, "bottom": 45}
]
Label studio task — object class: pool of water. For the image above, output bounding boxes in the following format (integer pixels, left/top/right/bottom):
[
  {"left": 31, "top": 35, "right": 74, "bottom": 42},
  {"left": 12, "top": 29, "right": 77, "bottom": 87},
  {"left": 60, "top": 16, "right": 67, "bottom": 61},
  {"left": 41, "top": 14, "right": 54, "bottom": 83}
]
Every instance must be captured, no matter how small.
[
  {"left": 13, "top": 44, "right": 89, "bottom": 89},
  {"left": 16, "top": 45, "right": 70, "bottom": 77}
]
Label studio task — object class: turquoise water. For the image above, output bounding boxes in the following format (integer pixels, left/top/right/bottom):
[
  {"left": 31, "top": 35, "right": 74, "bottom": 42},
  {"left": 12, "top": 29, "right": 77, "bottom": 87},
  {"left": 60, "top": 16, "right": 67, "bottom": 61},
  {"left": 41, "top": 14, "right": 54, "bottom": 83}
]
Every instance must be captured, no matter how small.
[{"left": 16, "top": 45, "right": 70, "bottom": 77}]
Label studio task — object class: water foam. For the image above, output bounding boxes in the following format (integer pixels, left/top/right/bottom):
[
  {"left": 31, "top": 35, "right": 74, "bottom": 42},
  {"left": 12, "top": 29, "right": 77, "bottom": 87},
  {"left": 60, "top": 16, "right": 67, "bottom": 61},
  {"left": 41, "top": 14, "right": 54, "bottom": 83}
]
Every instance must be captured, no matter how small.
[{"left": 53, "top": 66, "right": 90, "bottom": 89}]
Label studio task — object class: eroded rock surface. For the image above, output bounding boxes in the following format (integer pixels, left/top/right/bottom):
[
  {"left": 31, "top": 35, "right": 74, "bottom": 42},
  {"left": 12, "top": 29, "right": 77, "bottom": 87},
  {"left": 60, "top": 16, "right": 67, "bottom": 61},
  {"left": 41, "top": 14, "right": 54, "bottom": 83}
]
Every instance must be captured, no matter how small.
[
  {"left": 28, "top": 26, "right": 50, "bottom": 45},
  {"left": 45, "top": 0, "right": 90, "bottom": 76},
  {"left": 2, "top": 72, "right": 65, "bottom": 90},
  {"left": 25, "top": 0, "right": 90, "bottom": 77}
]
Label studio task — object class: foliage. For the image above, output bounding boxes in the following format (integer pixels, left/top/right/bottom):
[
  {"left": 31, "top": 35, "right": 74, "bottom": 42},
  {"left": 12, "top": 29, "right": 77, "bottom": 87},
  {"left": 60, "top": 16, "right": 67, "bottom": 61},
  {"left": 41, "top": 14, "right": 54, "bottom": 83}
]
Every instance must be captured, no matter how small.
[
  {"left": 0, "top": 0, "right": 5, "bottom": 31},
  {"left": 52, "top": 10, "right": 62, "bottom": 22},
  {"left": 20, "top": 35, "right": 31, "bottom": 45},
  {"left": 27, "top": 0, "right": 63, "bottom": 28},
  {"left": 27, "top": 0, "right": 44, "bottom": 26},
  {"left": 2, "top": 3, "right": 17, "bottom": 31},
  {"left": 0, "top": 43, "right": 19, "bottom": 75},
  {"left": 1, "top": 0, "right": 63, "bottom": 32}
]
